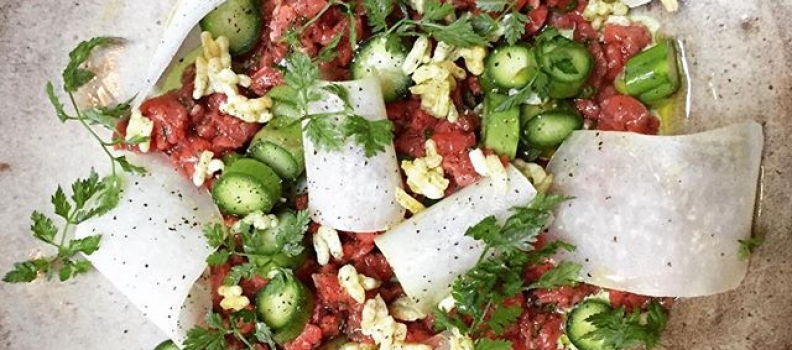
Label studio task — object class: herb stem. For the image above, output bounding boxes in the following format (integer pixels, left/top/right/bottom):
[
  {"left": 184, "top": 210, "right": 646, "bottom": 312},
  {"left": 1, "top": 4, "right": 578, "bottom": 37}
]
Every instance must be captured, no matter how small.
[{"left": 68, "top": 93, "right": 117, "bottom": 176}]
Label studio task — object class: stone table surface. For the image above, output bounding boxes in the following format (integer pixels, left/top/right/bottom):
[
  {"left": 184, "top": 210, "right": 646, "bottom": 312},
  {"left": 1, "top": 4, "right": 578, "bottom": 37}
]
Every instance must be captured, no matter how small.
[{"left": 1, "top": 0, "right": 791, "bottom": 349}]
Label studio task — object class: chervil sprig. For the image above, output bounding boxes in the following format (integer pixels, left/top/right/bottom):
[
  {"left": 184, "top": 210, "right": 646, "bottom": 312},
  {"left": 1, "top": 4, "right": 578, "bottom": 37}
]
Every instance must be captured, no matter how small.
[
  {"left": 582, "top": 301, "right": 669, "bottom": 349},
  {"left": 2, "top": 171, "right": 118, "bottom": 283},
  {"left": 279, "top": 51, "right": 395, "bottom": 156},
  {"left": 184, "top": 311, "right": 276, "bottom": 350},
  {"left": 5, "top": 37, "right": 141, "bottom": 284},
  {"left": 379, "top": 0, "right": 488, "bottom": 47},
  {"left": 435, "top": 193, "right": 582, "bottom": 337}
]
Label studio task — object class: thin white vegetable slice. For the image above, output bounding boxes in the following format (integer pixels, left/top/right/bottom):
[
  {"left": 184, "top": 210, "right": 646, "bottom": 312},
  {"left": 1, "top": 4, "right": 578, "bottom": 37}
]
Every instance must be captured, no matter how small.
[
  {"left": 135, "top": 0, "right": 226, "bottom": 104},
  {"left": 304, "top": 77, "right": 406, "bottom": 232},
  {"left": 75, "top": 154, "right": 220, "bottom": 343},
  {"left": 375, "top": 166, "right": 536, "bottom": 312},
  {"left": 546, "top": 121, "right": 764, "bottom": 297}
]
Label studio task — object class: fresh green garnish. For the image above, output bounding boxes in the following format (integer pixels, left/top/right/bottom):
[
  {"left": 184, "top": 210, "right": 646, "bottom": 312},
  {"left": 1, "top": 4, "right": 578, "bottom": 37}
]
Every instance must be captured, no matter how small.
[
  {"left": 363, "top": 0, "right": 488, "bottom": 47},
  {"left": 738, "top": 237, "right": 765, "bottom": 261},
  {"left": 434, "top": 193, "right": 581, "bottom": 339},
  {"left": 582, "top": 301, "right": 669, "bottom": 350},
  {"left": 475, "top": 338, "right": 513, "bottom": 350},
  {"left": 4, "top": 37, "right": 142, "bottom": 284},
  {"left": 201, "top": 210, "right": 311, "bottom": 285},
  {"left": 184, "top": 311, "right": 276, "bottom": 350},
  {"left": 474, "top": 0, "right": 529, "bottom": 46},
  {"left": 278, "top": 51, "right": 395, "bottom": 156}
]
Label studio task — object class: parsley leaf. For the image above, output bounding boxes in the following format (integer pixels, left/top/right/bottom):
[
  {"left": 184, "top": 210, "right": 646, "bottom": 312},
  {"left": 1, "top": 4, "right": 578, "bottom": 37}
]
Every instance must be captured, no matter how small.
[
  {"left": 31, "top": 211, "right": 58, "bottom": 245},
  {"left": 305, "top": 115, "right": 344, "bottom": 151},
  {"left": 2, "top": 260, "right": 50, "bottom": 283},
  {"left": 422, "top": 0, "right": 455, "bottom": 21},
  {"left": 224, "top": 262, "right": 258, "bottom": 286},
  {"left": 487, "top": 305, "right": 522, "bottom": 335},
  {"left": 363, "top": 0, "right": 395, "bottom": 32},
  {"left": 342, "top": 115, "right": 395, "bottom": 157},
  {"left": 494, "top": 71, "right": 551, "bottom": 113},
  {"left": 422, "top": 16, "right": 489, "bottom": 47},
  {"left": 527, "top": 260, "right": 581, "bottom": 289},
  {"left": 280, "top": 210, "right": 312, "bottom": 257},
  {"left": 46, "top": 82, "right": 71, "bottom": 122},
  {"left": 738, "top": 237, "right": 765, "bottom": 261},
  {"left": 183, "top": 326, "right": 227, "bottom": 350},
  {"left": 254, "top": 322, "right": 278, "bottom": 349},
  {"left": 502, "top": 12, "right": 528, "bottom": 46},
  {"left": 551, "top": 56, "right": 579, "bottom": 75},
  {"left": 475, "top": 0, "right": 508, "bottom": 12},
  {"left": 62, "top": 37, "right": 117, "bottom": 92},
  {"left": 81, "top": 97, "right": 134, "bottom": 131},
  {"left": 204, "top": 223, "right": 229, "bottom": 248},
  {"left": 583, "top": 301, "right": 669, "bottom": 350},
  {"left": 317, "top": 32, "right": 344, "bottom": 62},
  {"left": 475, "top": 338, "right": 512, "bottom": 350}
]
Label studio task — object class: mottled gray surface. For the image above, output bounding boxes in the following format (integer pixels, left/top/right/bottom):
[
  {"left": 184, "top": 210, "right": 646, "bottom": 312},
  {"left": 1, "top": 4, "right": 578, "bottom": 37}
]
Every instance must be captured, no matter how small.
[{"left": 0, "top": 0, "right": 790, "bottom": 349}]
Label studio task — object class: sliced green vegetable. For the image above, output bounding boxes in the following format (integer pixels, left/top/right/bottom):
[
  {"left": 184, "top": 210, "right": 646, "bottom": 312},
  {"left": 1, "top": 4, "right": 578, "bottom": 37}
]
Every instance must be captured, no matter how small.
[
  {"left": 616, "top": 39, "right": 681, "bottom": 105},
  {"left": 161, "top": 47, "right": 202, "bottom": 92},
  {"left": 212, "top": 158, "right": 282, "bottom": 216},
  {"left": 522, "top": 110, "right": 583, "bottom": 150},
  {"left": 256, "top": 271, "right": 314, "bottom": 344},
  {"left": 567, "top": 299, "right": 614, "bottom": 350},
  {"left": 482, "top": 93, "right": 521, "bottom": 159},
  {"left": 199, "top": 0, "right": 262, "bottom": 55},
  {"left": 153, "top": 340, "right": 179, "bottom": 350},
  {"left": 537, "top": 36, "right": 593, "bottom": 99},
  {"left": 351, "top": 34, "right": 411, "bottom": 102},
  {"left": 248, "top": 120, "right": 305, "bottom": 180},
  {"left": 485, "top": 44, "right": 538, "bottom": 91}
]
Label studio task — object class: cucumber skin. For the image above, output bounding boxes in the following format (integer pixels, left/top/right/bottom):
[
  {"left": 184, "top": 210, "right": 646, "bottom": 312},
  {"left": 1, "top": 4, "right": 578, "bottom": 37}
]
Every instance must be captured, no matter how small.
[
  {"left": 199, "top": 0, "right": 262, "bottom": 56},
  {"left": 522, "top": 110, "right": 583, "bottom": 150},
  {"left": 248, "top": 121, "right": 305, "bottom": 180},
  {"left": 566, "top": 299, "right": 614, "bottom": 350},
  {"left": 350, "top": 34, "right": 411, "bottom": 102},
  {"left": 482, "top": 93, "right": 521, "bottom": 159},
  {"left": 486, "top": 45, "right": 538, "bottom": 91},
  {"left": 256, "top": 277, "right": 314, "bottom": 344},
  {"left": 153, "top": 340, "right": 178, "bottom": 350},
  {"left": 212, "top": 158, "right": 283, "bottom": 216}
]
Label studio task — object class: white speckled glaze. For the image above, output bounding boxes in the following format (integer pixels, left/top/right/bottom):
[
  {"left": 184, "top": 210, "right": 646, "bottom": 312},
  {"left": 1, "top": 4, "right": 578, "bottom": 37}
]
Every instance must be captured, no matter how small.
[{"left": 0, "top": 1, "right": 790, "bottom": 349}]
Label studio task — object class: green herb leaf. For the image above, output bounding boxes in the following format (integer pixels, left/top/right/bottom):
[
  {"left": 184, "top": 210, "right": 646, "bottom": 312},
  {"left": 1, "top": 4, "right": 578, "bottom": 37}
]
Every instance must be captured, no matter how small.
[
  {"left": 81, "top": 97, "right": 133, "bottom": 130},
  {"left": 284, "top": 52, "right": 320, "bottom": 97},
  {"left": 254, "top": 322, "right": 278, "bottom": 349},
  {"left": 115, "top": 156, "right": 147, "bottom": 174},
  {"left": 66, "top": 235, "right": 103, "bottom": 256},
  {"left": 183, "top": 326, "right": 227, "bottom": 350},
  {"left": 583, "top": 301, "right": 669, "bottom": 350},
  {"left": 30, "top": 211, "right": 58, "bottom": 245},
  {"left": 422, "top": 0, "right": 455, "bottom": 21},
  {"left": 738, "top": 237, "right": 765, "bottom": 261},
  {"left": 363, "top": 0, "right": 395, "bottom": 32},
  {"left": 475, "top": 338, "right": 513, "bottom": 350},
  {"left": 46, "top": 82, "right": 71, "bottom": 122},
  {"left": 422, "top": 17, "right": 489, "bottom": 48},
  {"left": 280, "top": 210, "right": 312, "bottom": 257},
  {"left": 475, "top": 0, "right": 508, "bottom": 12},
  {"left": 432, "top": 308, "right": 469, "bottom": 333},
  {"left": 204, "top": 223, "right": 228, "bottom": 248},
  {"left": 70, "top": 170, "right": 103, "bottom": 210},
  {"left": 502, "top": 12, "right": 528, "bottom": 46},
  {"left": 470, "top": 14, "right": 501, "bottom": 41},
  {"left": 2, "top": 259, "right": 50, "bottom": 283},
  {"left": 342, "top": 115, "right": 395, "bottom": 157},
  {"left": 551, "top": 56, "right": 579, "bottom": 75},
  {"left": 528, "top": 260, "right": 581, "bottom": 289},
  {"left": 62, "top": 37, "right": 117, "bottom": 92},
  {"left": 317, "top": 32, "right": 344, "bottom": 62},
  {"left": 494, "top": 71, "right": 551, "bottom": 113},
  {"left": 52, "top": 187, "right": 71, "bottom": 219},
  {"left": 224, "top": 262, "right": 258, "bottom": 286},
  {"left": 487, "top": 305, "right": 522, "bottom": 335},
  {"left": 304, "top": 115, "right": 344, "bottom": 151},
  {"left": 206, "top": 250, "right": 232, "bottom": 267}
]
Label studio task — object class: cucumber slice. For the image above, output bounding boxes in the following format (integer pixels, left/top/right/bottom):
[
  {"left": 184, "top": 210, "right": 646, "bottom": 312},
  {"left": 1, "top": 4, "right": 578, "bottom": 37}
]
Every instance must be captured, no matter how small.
[
  {"left": 351, "top": 34, "right": 411, "bottom": 102},
  {"left": 522, "top": 110, "right": 583, "bottom": 150},
  {"left": 619, "top": 39, "right": 681, "bottom": 105},
  {"left": 538, "top": 38, "right": 594, "bottom": 83},
  {"left": 248, "top": 121, "right": 305, "bottom": 180},
  {"left": 249, "top": 210, "right": 306, "bottom": 255},
  {"left": 256, "top": 273, "right": 314, "bottom": 344},
  {"left": 200, "top": 0, "right": 262, "bottom": 56},
  {"left": 161, "top": 47, "right": 202, "bottom": 92},
  {"left": 567, "top": 299, "right": 614, "bottom": 350},
  {"left": 153, "top": 340, "right": 178, "bottom": 350},
  {"left": 485, "top": 45, "right": 538, "bottom": 90},
  {"left": 212, "top": 158, "right": 282, "bottom": 216},
  {"left": 482, "top": 93, "right": 521, "bottom": 159}
]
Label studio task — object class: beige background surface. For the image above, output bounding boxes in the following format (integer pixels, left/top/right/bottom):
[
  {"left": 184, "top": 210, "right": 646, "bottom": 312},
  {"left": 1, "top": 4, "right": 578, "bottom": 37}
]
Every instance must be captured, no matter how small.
[{"left": 0, "top": 0, "right": 790, "bottom": 349}]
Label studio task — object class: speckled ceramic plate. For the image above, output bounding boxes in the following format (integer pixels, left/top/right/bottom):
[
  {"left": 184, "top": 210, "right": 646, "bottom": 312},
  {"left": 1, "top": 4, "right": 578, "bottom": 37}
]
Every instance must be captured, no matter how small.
[{"left": 0, "top": 1, "right": 790, "bottom": 349}]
